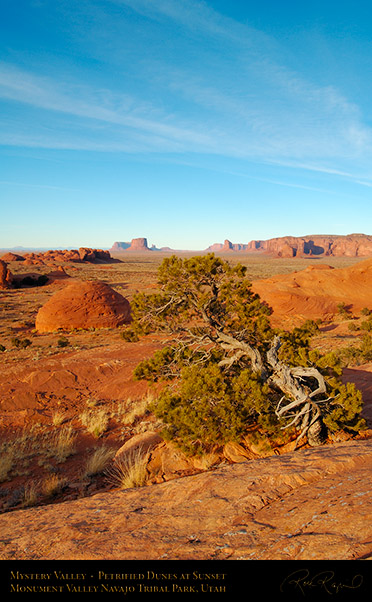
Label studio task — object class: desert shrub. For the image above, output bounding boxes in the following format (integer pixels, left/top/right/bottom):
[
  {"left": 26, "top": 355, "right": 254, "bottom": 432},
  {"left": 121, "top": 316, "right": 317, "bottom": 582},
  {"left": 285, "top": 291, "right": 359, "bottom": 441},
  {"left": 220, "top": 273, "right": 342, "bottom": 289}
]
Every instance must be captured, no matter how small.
[
  {"left": 11, "top": 337, "right": 32, "bottom": 349},
  {"left": 348, "top": 322, "right": 360, "bottom": 332},
  {"left": 57, "top": 336, "right": 70, "bottom": 347},
  {"left": 120, "top": 329, "right": 139, "bottom": 342},
  {"left": 361, "top": 307, "right": 371, "bottom": 316},
  {"left": 151, "top": 364, "right": 280, "bottom": 455},
  {"left": 360, "top": 319, "right": 372, "bottom": 332},
  {"left": 128, "top": 254, "right": 365, "bottom": 453},
  {"left": 337, "top": 302, "right": 353, "bottom": 319}
]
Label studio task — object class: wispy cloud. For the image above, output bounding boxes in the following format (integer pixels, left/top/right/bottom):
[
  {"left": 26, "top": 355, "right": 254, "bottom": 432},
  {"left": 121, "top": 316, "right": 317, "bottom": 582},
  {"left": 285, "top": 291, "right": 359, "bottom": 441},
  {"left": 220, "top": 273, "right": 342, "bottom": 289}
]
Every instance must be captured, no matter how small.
[{"left": 1, "top": 0, "right": 372, "bottom": 184}]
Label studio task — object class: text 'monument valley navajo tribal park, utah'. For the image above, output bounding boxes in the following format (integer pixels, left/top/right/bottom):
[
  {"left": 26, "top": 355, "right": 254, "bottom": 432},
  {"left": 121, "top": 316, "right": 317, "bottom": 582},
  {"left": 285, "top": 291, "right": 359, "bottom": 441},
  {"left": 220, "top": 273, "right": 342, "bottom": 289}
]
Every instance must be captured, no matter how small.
[{"left": 2, "top": 2, "right": 372, "bottom": 593}]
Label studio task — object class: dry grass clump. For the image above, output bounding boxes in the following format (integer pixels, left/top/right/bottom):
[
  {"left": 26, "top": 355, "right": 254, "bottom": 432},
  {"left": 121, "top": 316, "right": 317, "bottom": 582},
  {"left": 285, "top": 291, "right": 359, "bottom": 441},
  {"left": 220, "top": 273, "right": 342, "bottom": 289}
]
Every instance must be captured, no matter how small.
[
  {"left": 84, "top": 445, "right": 117, "bottom": 478},
  {"left": 80, "top": 407, "right": 110, "bottom": 438},
  {"left": 42, "top": 474, "right": 68, "bottom": 498},
  {"left": 115, "top": 392, "right": 154, "bottom": 426},
  {"left": 47, "top": 425, "right": 77, "bottom": 463},
  {"left": 0, "top": 450, "right": 15, "bottom": 482},
  {"left": 105, "top": 447, "right": 148, "bottom": 489},
  {"left": 21, "top": 482, "right": 38, "bottom": 508}
]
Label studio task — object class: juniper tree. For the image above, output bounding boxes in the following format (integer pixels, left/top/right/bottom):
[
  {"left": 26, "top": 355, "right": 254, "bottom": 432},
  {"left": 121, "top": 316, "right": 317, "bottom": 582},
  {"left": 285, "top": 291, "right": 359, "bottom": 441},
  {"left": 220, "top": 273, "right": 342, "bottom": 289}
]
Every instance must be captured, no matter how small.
[{"left": 124, "top": 254, "right": 365, "bottom": 454}]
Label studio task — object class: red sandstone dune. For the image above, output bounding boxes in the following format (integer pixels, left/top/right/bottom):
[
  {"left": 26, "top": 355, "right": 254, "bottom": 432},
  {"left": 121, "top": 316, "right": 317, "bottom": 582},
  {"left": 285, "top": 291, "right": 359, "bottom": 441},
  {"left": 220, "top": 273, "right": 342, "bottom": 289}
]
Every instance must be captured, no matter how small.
[
  {"left": 35, "top": 280, "right": 131, "bottom": 332},
  {"left": 252, "top": 257, "right": 372, "bottom": 323}
]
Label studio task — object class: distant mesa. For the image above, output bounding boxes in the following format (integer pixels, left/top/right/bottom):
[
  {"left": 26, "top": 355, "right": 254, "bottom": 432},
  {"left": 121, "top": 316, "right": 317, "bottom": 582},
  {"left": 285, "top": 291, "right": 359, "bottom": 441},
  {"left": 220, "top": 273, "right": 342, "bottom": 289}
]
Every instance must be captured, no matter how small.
[
  {"left": 206, "top": 234, "right": 372, "bottom": 258},
  {"left": 110, "top": 238, "right": 173, "bottom": 253},
  {"left": 206, "top": 239, "right": 249, "bottom": 252},
  {"left": 35, "top": 280, "right": 132, "bottom": 333}
]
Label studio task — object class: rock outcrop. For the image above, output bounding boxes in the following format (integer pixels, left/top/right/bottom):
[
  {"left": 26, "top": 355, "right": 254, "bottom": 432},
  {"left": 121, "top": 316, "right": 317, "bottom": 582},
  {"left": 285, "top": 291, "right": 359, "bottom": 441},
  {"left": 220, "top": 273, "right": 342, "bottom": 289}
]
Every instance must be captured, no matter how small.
[
  {"left": 19, "top": 248, "right": 117, "bottom": 265},
  {"left": 1, "top": 437, "right": 372, "bottom": 560},
  {"left": 0, "top": 260, "right": 13, "bottom": 289},
  {"left": 207, "top": 239, "right": 249, "bottom": 252},
  {"left": 256, "top": 234, "right": 372, "bottom": 257},
  {"left": 111, "top": 238, "right": 150, "bottom": 252},
  {"left": 0, "top": 252, "right": 25, "bottom": 262},
  {"left": 252, "top": 257, "right": 372, "bottom": 323},
  {"left": 35, "top": 280, "right": 131, "bottom": 332},
  {"left": 207, "top": 234, "right": 372, "bottom": 257}
]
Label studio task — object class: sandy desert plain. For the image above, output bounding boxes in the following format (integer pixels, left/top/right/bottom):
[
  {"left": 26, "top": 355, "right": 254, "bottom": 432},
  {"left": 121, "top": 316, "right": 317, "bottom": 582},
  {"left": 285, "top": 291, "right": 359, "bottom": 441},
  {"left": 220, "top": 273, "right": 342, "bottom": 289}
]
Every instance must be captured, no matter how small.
[{"left": 0, "top": 248, "right": 372, "bottom": 565}]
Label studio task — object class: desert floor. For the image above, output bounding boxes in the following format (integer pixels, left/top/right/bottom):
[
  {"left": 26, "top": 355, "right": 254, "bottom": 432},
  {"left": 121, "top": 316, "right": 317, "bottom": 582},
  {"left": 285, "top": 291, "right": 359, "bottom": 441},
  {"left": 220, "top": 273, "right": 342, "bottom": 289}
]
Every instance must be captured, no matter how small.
[{"left": 0, "top": 252, "right": 371, "bottom": 565}]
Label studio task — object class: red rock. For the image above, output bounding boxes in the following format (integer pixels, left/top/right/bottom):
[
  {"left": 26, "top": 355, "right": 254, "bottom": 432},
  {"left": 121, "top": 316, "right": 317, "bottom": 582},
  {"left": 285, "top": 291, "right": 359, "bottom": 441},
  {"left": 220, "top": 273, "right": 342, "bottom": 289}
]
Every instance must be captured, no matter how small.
[
  {"left": 35, "top": 280, "right": 131, "bottom": 332},
  {"left": 0, "top": 252, "right": 25, "bottom": 262},
  {"left": 252, "top": 257, "right": 372, "bottom": 324},
  {"left": 127, "top": 238, "right": 150, "bottom": 252},
  {"left": 0, "top": 260, "right": 13, "bottom": 288},
  {"left": 1, "top": 437, "right": 372, "bottom": 560}
]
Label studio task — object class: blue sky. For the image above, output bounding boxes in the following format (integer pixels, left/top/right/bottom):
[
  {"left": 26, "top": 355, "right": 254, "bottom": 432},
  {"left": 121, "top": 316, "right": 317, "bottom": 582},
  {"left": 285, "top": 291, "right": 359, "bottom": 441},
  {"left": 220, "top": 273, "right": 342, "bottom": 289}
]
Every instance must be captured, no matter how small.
[{"left": 1, "top": 0, "right": 372, "bottom": 250}]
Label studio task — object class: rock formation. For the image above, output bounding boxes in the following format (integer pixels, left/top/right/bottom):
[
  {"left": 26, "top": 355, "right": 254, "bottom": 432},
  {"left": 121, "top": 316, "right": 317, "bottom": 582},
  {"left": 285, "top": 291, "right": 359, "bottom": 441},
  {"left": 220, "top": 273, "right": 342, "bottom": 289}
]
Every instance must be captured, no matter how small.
[
  {"left": 0, "top": 252, "right": 25, "bottom": 262},
  {"left": 206, "top": 234, "right": 372, "bottom": 257},
  {"left": 20, "top": 248, "right": 118, "bottom": 265},
  {"left": 0, "top": 260, "right": 13, "bottom": 289},
  {"left": 251, "top": 257, "right": 372, "bottom": 323},
  {"left": 111, "top": 238, "right": 150, "bottom": 252},
  {"left": 207, "top": 239, "right": 249, "bottom": 252},
  {"left": 35, "top": 280, "right": 131, "bottom": 332},
  {"left": 1, "top": 437, "right": 372, "bottom": 560}
]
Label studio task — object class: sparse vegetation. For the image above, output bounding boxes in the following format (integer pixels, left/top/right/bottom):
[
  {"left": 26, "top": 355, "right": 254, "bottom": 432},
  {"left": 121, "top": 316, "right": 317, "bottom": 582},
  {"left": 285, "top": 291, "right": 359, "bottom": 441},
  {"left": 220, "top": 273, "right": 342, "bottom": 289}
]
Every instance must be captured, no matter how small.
[
  {"left": 80, "top": 408, "right": 110, "bottom": 438},
  {"left": 11, "top": 337, "right": 32, "bottom": 349},
  {"left": 105, "top": 448, "right": 148, "bottom": 489},
  {"left": 84, "top": 446, "right": 116, "bottom": 477},
  {"left": 126, "top": 254, "right": 366, "bottom": 454}
]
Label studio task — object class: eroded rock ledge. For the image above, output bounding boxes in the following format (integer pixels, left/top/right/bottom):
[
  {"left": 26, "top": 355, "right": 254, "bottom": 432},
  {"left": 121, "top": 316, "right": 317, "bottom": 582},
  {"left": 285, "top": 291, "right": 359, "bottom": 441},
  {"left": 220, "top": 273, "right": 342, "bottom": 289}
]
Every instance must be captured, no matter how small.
[{"left": 1, "top": 438, "right": 372, "bottom": 561}]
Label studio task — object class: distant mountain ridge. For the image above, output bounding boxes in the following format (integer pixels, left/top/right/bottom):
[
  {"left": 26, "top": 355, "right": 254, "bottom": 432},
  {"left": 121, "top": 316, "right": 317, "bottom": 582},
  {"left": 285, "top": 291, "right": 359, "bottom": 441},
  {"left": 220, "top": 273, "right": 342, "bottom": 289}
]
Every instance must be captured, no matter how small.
[{"left": 111, "top": 233, "right": 372, "bottom": 257}]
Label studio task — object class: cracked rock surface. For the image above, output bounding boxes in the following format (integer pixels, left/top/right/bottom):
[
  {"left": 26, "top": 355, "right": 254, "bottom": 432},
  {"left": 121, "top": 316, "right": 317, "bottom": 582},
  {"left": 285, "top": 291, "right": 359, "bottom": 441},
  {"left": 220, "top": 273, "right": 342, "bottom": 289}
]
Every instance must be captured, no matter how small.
[{"left": 1, "top": 437, "right": 372, "bottom": 560}]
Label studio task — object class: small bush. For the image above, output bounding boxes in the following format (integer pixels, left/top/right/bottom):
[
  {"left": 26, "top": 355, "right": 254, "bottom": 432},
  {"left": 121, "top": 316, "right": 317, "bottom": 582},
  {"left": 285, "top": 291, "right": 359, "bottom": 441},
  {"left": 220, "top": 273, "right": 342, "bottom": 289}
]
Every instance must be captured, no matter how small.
[
  {"left": 57, "top": 337, "right": 70, "bottom": 348},
  {"left": 361, "top": 307, "right": 371, "bottom": 316},
  {"left": 11, "top": 337, "right": 32, "bottom": 349},
  {"left": 120, "top": 329, "right": 139, "bottom": 342}
]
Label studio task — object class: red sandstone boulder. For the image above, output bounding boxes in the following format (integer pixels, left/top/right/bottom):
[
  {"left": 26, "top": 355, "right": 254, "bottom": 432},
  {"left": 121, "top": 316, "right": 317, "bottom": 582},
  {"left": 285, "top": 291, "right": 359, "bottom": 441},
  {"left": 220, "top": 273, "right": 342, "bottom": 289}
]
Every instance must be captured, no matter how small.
[
  {"left": 0, "top": 260, "right": 13, "bottom": 288},
  {"left": 35, "top": 280, "right": 131, "bottom": 332}
]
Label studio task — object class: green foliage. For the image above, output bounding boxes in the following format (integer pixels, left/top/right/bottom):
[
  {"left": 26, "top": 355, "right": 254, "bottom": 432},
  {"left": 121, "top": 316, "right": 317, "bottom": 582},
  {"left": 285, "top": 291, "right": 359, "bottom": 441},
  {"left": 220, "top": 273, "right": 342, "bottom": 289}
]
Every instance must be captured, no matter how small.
[
  {"left": 151, "top": 364, "right": 280, "bottom": 455},
  {"left": 337, "top": 302, "right": 352, "bottom": 319},
  {"left": 360, "top": 318, "right": 372, "bottom": 332},
  {"left": 128, "top": 254, "right": 365, "bottom": 453},
  {"left": 57, "top": 337, "right": 70, "bottom": 348},
  {"left": 11, "top": 337, "right": 32, "bottom": 349},
  {"left": 120, "top": 329, "right": 139, "bottom": 342},
  {"left": 278, "top": 320, "right": 319, "bottom": 367},
  {"left": 323, "top": 381, "right": 365, "bottom": 433},
  {"left": 361, "top": 307, "right": 371, "bottom": 316}
]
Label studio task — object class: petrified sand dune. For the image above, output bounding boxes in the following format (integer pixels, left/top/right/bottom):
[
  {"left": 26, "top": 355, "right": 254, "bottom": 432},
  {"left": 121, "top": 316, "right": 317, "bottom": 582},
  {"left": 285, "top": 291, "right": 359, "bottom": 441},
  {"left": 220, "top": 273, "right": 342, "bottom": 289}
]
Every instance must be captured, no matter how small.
[
  {"left": 252, "top": 257, "right": 372, "bottom": 322},
  {"left": 35, "top": 280, "right": 131, "bottom": 333},
  {"left": 1, "top": 438, "right": 372, "bottom": 560}
]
